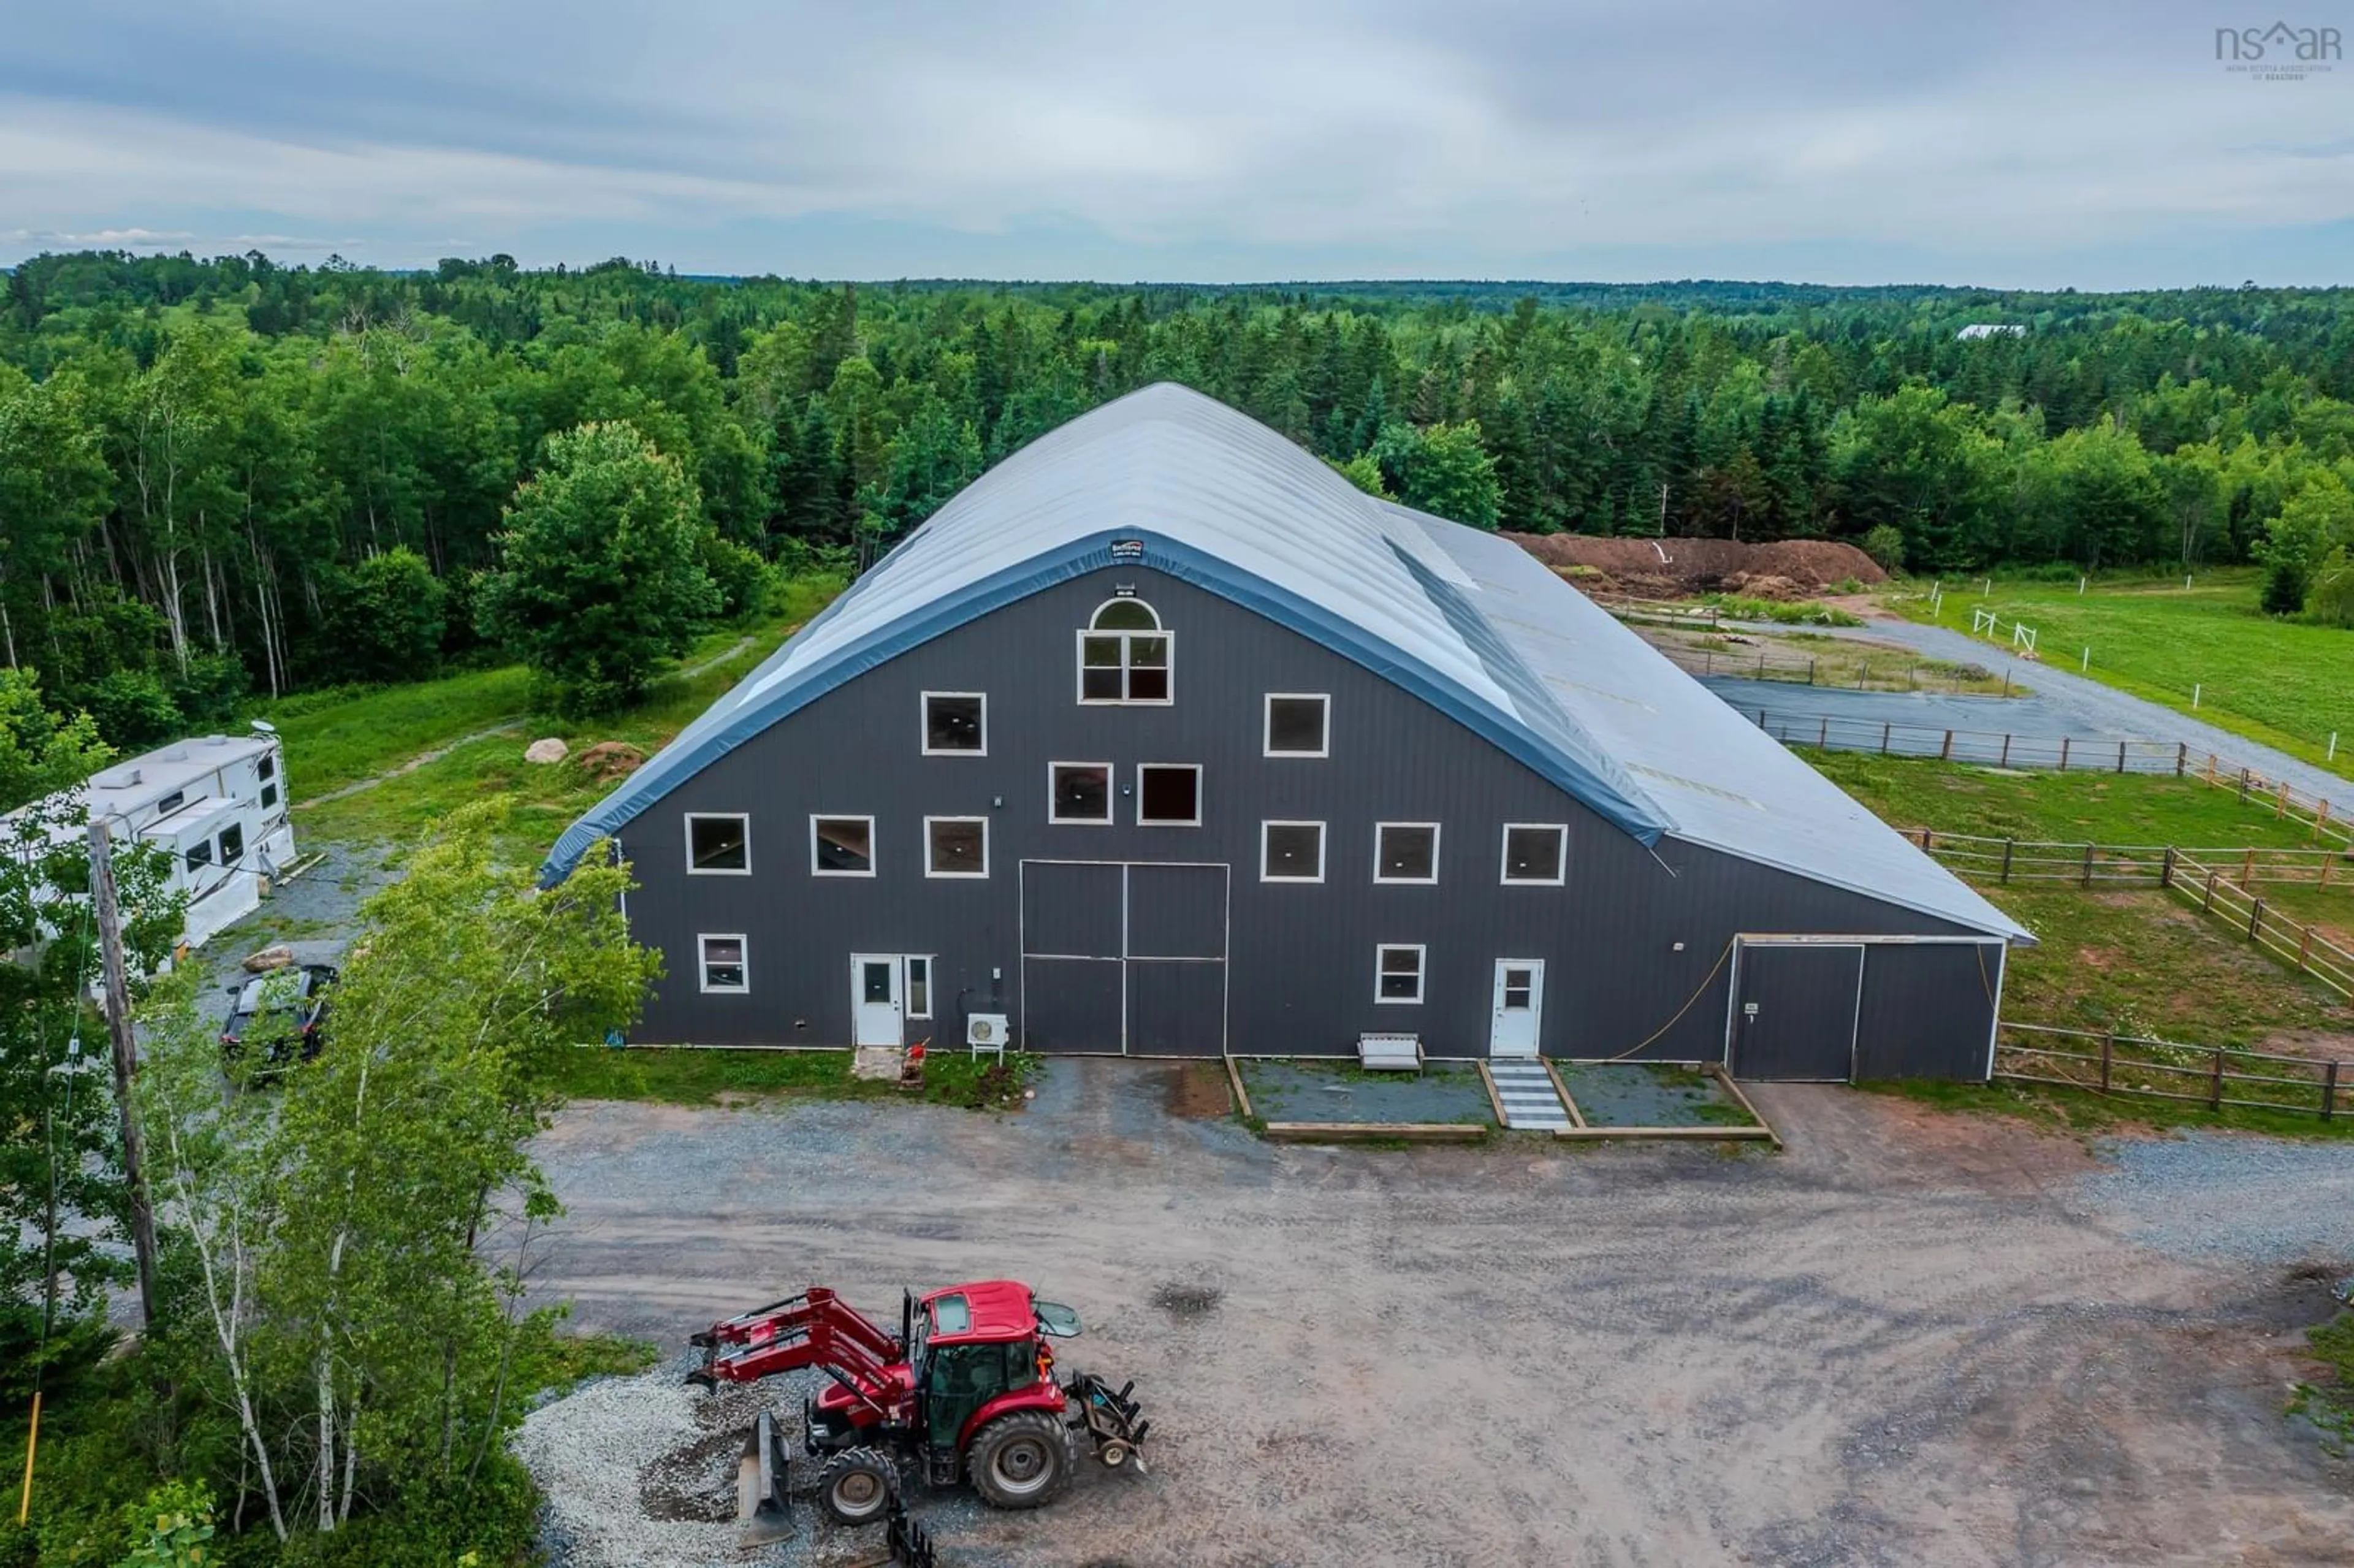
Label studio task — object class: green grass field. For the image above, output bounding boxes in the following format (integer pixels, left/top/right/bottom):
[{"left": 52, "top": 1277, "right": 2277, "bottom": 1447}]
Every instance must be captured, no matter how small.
[
  {"left": 290, "top": 574, "right": 844, "bottom": 858},
  {"left": 1895, "top": 568, "right": 2354, "bottom": 782},
  {"left": 544, "top": 1045, "right": 1035, "bottom": 1110}
]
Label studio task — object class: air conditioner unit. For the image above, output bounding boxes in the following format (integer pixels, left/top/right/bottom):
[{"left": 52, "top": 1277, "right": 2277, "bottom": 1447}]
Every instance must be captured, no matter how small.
[{"left": 966, "top": 1012, "right": 1010, "bottom": 1053}]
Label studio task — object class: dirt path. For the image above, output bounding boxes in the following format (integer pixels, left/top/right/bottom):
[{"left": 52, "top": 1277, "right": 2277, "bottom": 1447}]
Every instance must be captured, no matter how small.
[{"left": 522, "top": 1065, "right": 2354, "bottom": 1568}]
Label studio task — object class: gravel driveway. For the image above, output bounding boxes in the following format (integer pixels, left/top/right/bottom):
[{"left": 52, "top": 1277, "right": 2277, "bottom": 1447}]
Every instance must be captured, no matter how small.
[
  {"left": 1775, "top": 617, "right": 2353, "bottom": 805},
  {"left": 521, "top": 1062, "right": 2354, "bottom": 1568}
]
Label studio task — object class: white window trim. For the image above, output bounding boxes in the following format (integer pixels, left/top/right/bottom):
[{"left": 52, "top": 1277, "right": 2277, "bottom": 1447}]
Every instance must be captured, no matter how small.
[
  {"left": 1263, "top": 693, "right": 1331, "bottom": 758},
  {"left": 1260, "top": 820, "right": 1327, "bottom": 883},
  {"left": 1374, "top": 943, "right": 1427, "bottom": 1005},
  {"left": 905, "top": 954, "right": 935, "bottom": 1021},
  {"left": 923, "top": 816, "right": 991, "bottom": 879},
  {"left": 698, "top": 933, "right": 750, "bottom": 994},
  {"left": 809, "top": 813, "right": 878, "bottom": 878},
  {"left": 1048, "top": 761, "right": 1116, "bottom": 825},
  {"left": 1499, "top": 822, "right": 1569, "bottom": 886},
  {"left": 920, "top": 691, "right": 988, "bottom": 756},
  {"left": 1373, "top": 821, "right": 1442, "bottom": 885},
  {"left": 684, "top": 811, "right": 753, "bottom": 876},
  {"left": 1073, "top": 623, "right": 1178, "bottom": 706},
  {"left": 1135, "top": 763, "right": 1204, "bottom": 828}
]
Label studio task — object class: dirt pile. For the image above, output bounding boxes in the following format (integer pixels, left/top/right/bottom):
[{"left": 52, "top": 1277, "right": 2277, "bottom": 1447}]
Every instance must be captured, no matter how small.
[{"left": 1505, "top": 533, "right": 1887, "bottom": 599}]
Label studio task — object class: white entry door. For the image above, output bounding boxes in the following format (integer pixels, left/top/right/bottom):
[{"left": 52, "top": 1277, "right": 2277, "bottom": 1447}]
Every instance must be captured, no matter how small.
[
  {"left": 1489, "top": 959, "right": 1545, "bottom": 1057},
  {"left": 851, "top": 954, "right": 903, "bottom": 1047}
]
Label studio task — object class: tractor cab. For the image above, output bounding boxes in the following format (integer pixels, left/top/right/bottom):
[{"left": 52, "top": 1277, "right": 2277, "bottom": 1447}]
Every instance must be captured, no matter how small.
[{"left": 908, "top": 1282, "right": 1065, "bottom": 1485}]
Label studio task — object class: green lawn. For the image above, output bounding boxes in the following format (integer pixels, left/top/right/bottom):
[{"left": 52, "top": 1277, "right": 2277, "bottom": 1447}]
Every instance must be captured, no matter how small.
[
  {"left": 1808, "top": 752, "right": 2354, "bottom": 941},
  {"left": 1894, "top": 569, "right": 2354, "bottom": 782},
  {"left": 1806, "top": 750, "right": 2353, "bottom": 850},
  {"left": 267, "top": 664, "right": 531, "bottom": 801},
  {"left": 1870, "top": 1077, "right": 2354, "bottom": 1143},
  {"left": 545, "top": 1045, "right": 1035, "bottom": 1111}
]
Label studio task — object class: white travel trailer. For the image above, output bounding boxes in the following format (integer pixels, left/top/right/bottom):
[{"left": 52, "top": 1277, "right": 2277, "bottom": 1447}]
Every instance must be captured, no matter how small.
[{"left": 79, "top": 726, "right": 299, "bottom": 949}]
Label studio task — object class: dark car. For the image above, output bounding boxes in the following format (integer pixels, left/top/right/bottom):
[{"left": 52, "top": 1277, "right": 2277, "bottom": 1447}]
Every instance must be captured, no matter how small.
[{"left": 220, "top": 963, "right": 339, "bottom": 1068}]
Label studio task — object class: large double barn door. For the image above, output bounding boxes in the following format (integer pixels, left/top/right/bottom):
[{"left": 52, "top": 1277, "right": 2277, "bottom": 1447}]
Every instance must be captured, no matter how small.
[{"left": 1019, "top": 860, "right": 1228, "bottom": 1056}]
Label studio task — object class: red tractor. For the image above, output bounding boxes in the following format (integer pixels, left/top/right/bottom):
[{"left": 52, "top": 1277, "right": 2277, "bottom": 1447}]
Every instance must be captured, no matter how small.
[{"left": 688, "top": 1281, "right": 1148, "bottom": 1525}]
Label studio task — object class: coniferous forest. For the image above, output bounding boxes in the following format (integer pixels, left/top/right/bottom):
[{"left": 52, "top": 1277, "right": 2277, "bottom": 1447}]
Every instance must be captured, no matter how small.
[{"left": 6, "top": 250, "right": 2354, "bottom": 742}]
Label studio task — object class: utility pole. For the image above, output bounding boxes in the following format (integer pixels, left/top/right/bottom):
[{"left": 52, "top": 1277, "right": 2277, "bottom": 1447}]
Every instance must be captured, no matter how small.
[{"left": 86, "top": 820, "right": 159, "bottom": 1330}]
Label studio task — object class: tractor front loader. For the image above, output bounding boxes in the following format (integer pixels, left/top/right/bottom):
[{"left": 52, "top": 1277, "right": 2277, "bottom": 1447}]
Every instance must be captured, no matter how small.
[{"left": 688, "top": 1279, "right": 1149, "bottom": 1526}]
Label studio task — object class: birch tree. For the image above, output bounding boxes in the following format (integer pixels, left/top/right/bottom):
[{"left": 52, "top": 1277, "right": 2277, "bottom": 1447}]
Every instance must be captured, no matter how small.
[{"left": 135, "top": 801, "right": 654, "bottom": 1543}]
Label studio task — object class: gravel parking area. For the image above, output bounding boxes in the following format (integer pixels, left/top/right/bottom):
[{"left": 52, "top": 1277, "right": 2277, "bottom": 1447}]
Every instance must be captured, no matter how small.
[{"left": 522, "top": 1064, "right": 2354, "bottom": 1568}]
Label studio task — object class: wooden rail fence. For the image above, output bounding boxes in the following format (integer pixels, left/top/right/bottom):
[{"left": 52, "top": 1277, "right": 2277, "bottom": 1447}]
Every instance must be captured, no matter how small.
[
  {"left": 1994, "top": 1021, "right": 2346, "bottom": 1121},
  {"left": 1738, "top": 706, "right": 2352, "bottom": 847},
  {"left": 1910, "top": 830, "right": 2354, "bottom": 1001}
]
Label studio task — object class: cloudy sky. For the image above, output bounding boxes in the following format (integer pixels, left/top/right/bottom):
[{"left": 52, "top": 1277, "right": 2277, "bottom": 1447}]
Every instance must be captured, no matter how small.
[{"left": 2, "top": 0, "right": 2348, "bottom": 286}]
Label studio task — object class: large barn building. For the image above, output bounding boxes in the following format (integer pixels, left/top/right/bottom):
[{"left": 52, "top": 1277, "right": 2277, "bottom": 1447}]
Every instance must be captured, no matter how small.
[{"left": 543, "top": 384, "right": 2030, "bottom": 1080}]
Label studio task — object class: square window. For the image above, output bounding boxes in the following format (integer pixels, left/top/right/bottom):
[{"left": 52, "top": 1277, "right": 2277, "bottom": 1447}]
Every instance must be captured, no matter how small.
[
  {"left": 1374, "top": 823, "right": 1439, "bottom": 883},
  {"left": 699, "top": 934, "right": 748, "bottom": 993},
  {"left": 923, "top": 693, "right": 986, "bottom": 754},
  {"left": 1138, "top": 764, "right": 1202, "bottom": 826},
  {"left": 259, "top": 782, "right": 280, "bottom": 810},
  {"left": 1376, "top": 944, "right": 1425, "bottom": 1004},
  {"left": 812, "top": 816, "right": 875, "bottom": 875},
  {"left": 1261, "top": 821, "right": 1325, "bottom": 882},
  {"left": 218, "top": 824, "right": 245, "bottom": 863},
  {"left": 1050, "top": 763, "right": 1112, "bottom": 823},
  {"left": 906, "top": 956, "right": 932, "bottom": 1020},
  {"left": 257, "top": 754, "right": 275, "bottom": 782},
  {"left": 1501, "top": 824, "right": 1567, "bottom": 885},
  {"left": 1265, "top": 695, "right": 1329, "bottom": 756},
  {"left": 156, "top": 791, "right": 186, "bottom": 816},
  {"left": 686, "top": 813, "right": 750, "bottom": 873},
  {"left": 185, "top": 841, "right": 213, "bottom": 873},
  {"left": 926, "top": 817, "right": 988, "bottom": 878}
]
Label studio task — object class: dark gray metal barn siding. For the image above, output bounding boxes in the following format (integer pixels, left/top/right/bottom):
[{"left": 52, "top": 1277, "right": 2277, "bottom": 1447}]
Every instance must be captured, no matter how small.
[{"left": 618, "top": 566, "right": 2000, "bottom": 1071}]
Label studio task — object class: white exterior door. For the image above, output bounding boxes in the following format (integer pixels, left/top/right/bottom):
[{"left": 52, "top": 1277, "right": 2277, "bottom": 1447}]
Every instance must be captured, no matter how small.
[
  {"left": 851, "top": 954, "right": 903, "bottom": 1047},
  {"left": 1489, "top": 959, "right": 1545, "bottom": 1057}
]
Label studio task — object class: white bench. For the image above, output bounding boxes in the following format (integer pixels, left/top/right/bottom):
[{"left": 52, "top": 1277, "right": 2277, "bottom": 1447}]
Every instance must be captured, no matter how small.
[{"left": 1357, "top": 1032, "right": 1423, "bottom": 1073}]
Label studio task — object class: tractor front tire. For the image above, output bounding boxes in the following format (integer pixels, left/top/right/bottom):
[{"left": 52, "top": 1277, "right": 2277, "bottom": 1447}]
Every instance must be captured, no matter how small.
[
  {"left": 817, "top": 1447, "right": 897, "bottom": 1526},
  {"left": 966, "top": 1409, "right": 1075, "bottom": 1510}
]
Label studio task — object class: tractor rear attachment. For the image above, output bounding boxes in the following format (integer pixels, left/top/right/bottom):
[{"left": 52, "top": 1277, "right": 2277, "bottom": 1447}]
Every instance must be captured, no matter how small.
[{"left": 1066, "top": 1372, "right": 1151, "bottom": 1474}]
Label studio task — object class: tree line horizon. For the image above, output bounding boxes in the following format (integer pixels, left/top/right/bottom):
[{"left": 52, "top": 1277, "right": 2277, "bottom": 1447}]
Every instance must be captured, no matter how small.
[{"left": 3, "top": 249, "right": 2351, "bottom": 744}]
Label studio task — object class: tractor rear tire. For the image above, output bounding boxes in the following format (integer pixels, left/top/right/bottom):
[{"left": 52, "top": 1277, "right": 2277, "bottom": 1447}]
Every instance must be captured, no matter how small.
[
  {"left": 817, "top": 1446, "right": 897, "bottom": 1526},
  {"left": 966, "top": 1409, "right": 1074, "bottom": 1510}
]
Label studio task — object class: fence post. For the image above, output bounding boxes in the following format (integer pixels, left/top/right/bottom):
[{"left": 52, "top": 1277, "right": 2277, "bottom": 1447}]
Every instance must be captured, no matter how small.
[
  {"left": 2160, "top": 846, "right": 2175, "bottom": 889},
  {"left": 2203, "top": 870, "right": 2218, "bottom": 912},
  {"left": 2242, "top": 847, "right": 2256, "bottom": 887},
  {"left": 2001, "top": 839, "right": 2016, "bottom": 883},
  {"left": 2326, "top": 1059, "right": 2339, "bottom": 1123},
  {"left": 1808, "top": 658, "right": 1816, "bottom": 686},
  {"left": 2209, "top": 1046, "right": 2225, "bottom": 1110},
  {"left": 2099, "top": 1033, "right": 2114, "bottom": 1094},
  {"left": 2176, "top": 742, "right": 2186, "bottom": 778},
  {"left": 1758, "top": 649, "right": 1767, "bottom": 678},
  {"left": 2000, "top": 733, "right": 2011, "bottom": 767},
  {"left": 1819, "top": 717, "right": 1829, "bottom": 748},
  {"left": 2081, "top": 843, "right": 2095, "bottom": 887},
  {"left": 2277, "top": 780, "right": 2290, "bottom": 818},
  {"left": 1940, "top": 729, "right": 1953, "bottom": 761},
  {"left": 2298, "top": 926, "right": 2314, "bottom": 972},
  {"left": 2059, "top": 736, "right": 2071, "bottom": 771},
  {"left": 1881, "top": 721, "right": 1892, "bottom": 755},
  {"left": 2249, "top": 898, "right": 2266, "bottom": 942},
  {"left": 2239, "top": 769, "right": 2251, "bottom": 804}
]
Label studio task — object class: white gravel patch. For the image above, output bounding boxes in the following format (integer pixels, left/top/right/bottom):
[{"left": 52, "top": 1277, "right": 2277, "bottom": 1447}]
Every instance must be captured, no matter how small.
[{"left": 516, "top": 1355, "right": 787, "bottom": 1568}]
